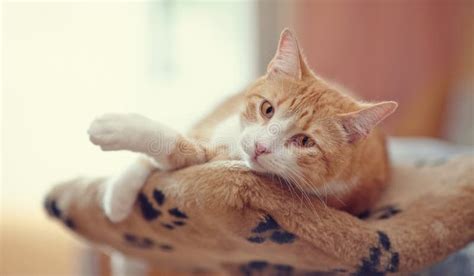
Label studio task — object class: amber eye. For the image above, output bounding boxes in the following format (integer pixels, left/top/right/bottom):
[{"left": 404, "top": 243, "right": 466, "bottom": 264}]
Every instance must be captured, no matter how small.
[
  {"left": 260, "top": 100, "right": 274, "bottom": 119},
  {"left": 290, "top": 134, "right": 316, "bottom": 147}
]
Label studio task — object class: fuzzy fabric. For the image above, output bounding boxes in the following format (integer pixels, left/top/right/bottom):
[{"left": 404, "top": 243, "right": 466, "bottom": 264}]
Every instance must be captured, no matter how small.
[{"left": 45, "top": 154, "right": 474, "bottom": 275}]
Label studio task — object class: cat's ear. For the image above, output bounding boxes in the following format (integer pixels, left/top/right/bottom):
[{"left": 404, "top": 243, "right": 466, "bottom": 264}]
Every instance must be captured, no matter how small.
[
  {"left": 338, "top": 101, "right": 398, "bottom": 143},
  {"left": 267, "top": 28, "right": 303, "bottom": 80}
]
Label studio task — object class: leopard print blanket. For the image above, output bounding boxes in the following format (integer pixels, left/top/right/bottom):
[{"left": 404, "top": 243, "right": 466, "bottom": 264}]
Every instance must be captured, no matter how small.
[{"left": 45, "top": 155, "right": 474, "bottom": 275}]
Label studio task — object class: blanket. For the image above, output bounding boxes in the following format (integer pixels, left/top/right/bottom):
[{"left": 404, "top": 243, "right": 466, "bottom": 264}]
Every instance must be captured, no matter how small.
[{"left": 45, "top": 153, "right": 474, "bottom": 275}]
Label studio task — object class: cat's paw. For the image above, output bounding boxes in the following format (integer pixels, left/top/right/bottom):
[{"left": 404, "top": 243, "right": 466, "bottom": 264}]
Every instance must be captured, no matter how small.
[
  {"left": 102, "top": 158, "right": 155, "bottom": 222},
  {"left": 88, "top": 113, "right": 145, "bottom": 151},
  {"left": 103, "top": 180, "right": 135, "bottom": 223}
]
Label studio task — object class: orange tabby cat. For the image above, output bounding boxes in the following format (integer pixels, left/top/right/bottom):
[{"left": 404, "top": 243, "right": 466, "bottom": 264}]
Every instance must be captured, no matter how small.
[{"left": 88, "top": 29, "right": 397, "bottom": 222}]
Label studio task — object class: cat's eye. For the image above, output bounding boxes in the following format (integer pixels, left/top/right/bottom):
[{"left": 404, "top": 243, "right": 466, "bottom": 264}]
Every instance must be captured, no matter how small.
[
  {"left": 260, "top": 100, "right": 274, "bottom": 119},
  {"left": 290, "top": 134, "right": 315, "bottom": 147}
]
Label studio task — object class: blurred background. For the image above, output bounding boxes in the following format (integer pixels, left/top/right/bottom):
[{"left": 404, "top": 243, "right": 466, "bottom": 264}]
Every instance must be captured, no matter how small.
[{"left": 1, "top": 1, "right": 473, "bottom": 275}]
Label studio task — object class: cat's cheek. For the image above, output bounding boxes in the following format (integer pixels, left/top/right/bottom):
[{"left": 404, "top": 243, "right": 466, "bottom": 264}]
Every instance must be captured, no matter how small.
[
  {"left": 277, "top": 152, "right": 298, "bottom": 170},
  {"left": 238, "top": 132, "right": 255, "bottom": 157},
  {"left": 239, "top": 139, "right": 250, "bottom": 157}
]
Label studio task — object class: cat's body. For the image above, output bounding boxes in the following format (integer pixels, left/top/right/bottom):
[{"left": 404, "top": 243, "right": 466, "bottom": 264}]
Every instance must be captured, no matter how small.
[{"left": 89, "top": 29, "right": 397, "bottom": 222}]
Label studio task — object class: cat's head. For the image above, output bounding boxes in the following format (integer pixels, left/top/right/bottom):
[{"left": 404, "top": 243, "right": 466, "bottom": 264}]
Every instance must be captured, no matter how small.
[{"left": 238, "top": 29, "right": 397, "bottom": 192}]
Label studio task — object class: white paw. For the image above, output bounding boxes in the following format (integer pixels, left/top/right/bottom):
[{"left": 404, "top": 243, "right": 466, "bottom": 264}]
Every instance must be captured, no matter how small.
[
  {"left": 102, "top": 158, "right": 155, "bottom": 223},
  {"left": 103, "top": 181, "right": 133, "bottom": 223},
  {"left": 103, "top": 174, "right": 145, "bottom": 223},
  {"left": 88, "top": 113, "right": 143, "bottom": 151}
]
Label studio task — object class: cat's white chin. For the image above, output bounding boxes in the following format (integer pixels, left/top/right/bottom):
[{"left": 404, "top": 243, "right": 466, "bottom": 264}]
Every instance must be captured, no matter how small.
[
  {"left": 240, "top": 150, "right": 273, "bottom": 173},
  {"left": 245, "top": 158, "right": 268, "bottom": 173}
]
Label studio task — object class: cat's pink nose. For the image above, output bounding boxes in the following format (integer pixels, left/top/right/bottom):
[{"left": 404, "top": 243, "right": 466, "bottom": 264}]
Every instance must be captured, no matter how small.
[{"left": 254, "top": 143, "right": 270, "bottom": 157}]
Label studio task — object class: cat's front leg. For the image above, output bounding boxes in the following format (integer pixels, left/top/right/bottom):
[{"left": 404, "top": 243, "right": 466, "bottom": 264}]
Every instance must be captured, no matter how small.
[
  {"left": 88, "top": 113, "right": 211, "bottom": 170},
  {"left": 102, "top": 156, "right": 156, "bottom": 222},
  {"left": 88, "top": 113, "right": 177, "bottom": 154}
]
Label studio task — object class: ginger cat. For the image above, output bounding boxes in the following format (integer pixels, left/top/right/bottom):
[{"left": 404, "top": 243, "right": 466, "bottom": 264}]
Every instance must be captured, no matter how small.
[{"left": 88, "top": 29, "right": 397, "bottom": 222}]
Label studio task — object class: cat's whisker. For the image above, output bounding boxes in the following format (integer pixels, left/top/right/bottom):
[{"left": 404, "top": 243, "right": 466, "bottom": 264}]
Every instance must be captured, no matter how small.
[
  {"left": 282, "top": 172, "right": 306, "bottom": 209},
  {"left": 322, "top": 182, "right": 346, "bottom": 207},
  {"left": 293, "top": 180, "right": 319, "bottom": 217},
  {"left": 279, "top": 163, "right": 321, "bottom": 216},
  {"left": 286, "top": 176, "right": 322, "bottom": 221},
  {"left": 283, "top": 168, "right": 313, "bottom": 208},
  {"left": 282, "top": 175, "right": 307, "bottom": 211},
  {"left": 270, "top": 159, "right": 309, "bottom": 211},
  {"left": 287, "top": 166, "right": 328, "bottom": 210},
  {"left": 290, "top": 170, "right": 342, "bottom": 221},
  {"left": 277, "top": 169, "right": 307, "bottom": 210},
  {"left": 269, "top": 160, "right": 300, "bottom": 207}
]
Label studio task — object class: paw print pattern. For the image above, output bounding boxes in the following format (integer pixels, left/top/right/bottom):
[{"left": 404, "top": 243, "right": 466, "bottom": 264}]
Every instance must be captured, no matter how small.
[
  {"left": 123, "top": 233, "right": 173, "bottom": 252},
  {"left": 138, "top": 189, "right": 188, "bottom": 230},
  {"left": 247, "top": 215, "right": 296, "bottom": 245},
  {"left": 376, "top": 206, "right": 402, "bottom": 220},
  {"left": 357, "top": 205, "right": 402, "bottom": 220},
  {"left": 168, "top": 208, "right": 188, "bottom": 219},
  {"left": 153, "top": 189, "right": 165, "bottom": 205},
  {"left": 239, "top": 260, "right": 347, "bottom": 276},
  {"left": 354, "top": 231, "right": 399, "bottom": 275},
  {"left": 273, "top": 264, "right": 294, "bottom": 276},
  {"left": 240, "top": 261, "right": 269, "bottom": 276},
  {"left": 44, "top": 198, "right": 76, "bottom": 230},
  {"left": 138, "top": 193, "right": 161, "bottom": 220}
]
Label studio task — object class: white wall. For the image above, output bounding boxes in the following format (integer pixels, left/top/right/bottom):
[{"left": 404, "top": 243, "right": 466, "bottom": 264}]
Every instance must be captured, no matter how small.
[{"left": 2, "top": 2, "right": 256, "bottom": 210}]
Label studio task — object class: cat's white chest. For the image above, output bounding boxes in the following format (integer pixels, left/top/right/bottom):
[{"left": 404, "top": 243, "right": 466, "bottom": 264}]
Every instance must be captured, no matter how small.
[{"left": 210, "top": 115, "right": 242, "bottom": 158}]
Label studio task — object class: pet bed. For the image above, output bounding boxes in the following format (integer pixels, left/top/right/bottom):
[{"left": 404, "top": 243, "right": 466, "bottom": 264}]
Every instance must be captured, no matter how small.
[{"left": 45, "top": 143, "right": 473, "bottom": 275}]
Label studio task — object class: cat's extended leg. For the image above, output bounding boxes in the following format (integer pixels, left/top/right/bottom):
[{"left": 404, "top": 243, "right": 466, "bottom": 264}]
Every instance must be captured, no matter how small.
[
  {"left": 89, "top": 114, "right": 215, "bottom": 222},
  {"left": 102, "top": 156, "right": 156, "bottom": 222},
  {"left": 88, "top": 113, "right": 212, "bottom": 170}
]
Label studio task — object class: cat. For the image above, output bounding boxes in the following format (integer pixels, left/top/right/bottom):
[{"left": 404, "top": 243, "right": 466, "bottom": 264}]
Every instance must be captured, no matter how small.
[{"left": 88, "top": 29, "right": 397, "bottom": 222}]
